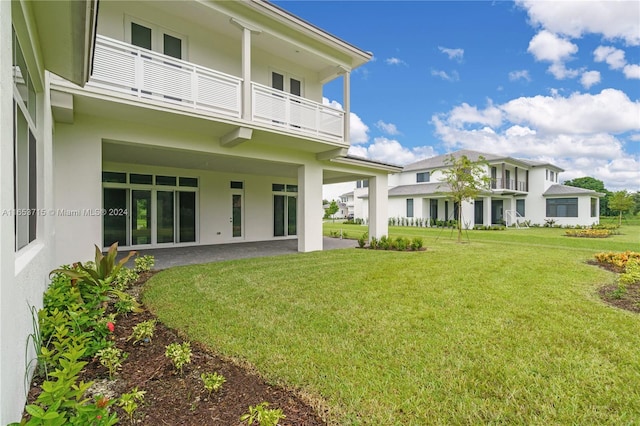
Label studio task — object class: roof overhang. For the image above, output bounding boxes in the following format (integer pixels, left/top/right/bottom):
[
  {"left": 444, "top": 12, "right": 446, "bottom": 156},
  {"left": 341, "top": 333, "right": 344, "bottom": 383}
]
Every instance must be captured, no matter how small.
[
  {"left": 330, "top": 156, "right": 402, "bottom": 173},
  {"left": 30, "top": 0, "right": 98, "bottom": 86}
]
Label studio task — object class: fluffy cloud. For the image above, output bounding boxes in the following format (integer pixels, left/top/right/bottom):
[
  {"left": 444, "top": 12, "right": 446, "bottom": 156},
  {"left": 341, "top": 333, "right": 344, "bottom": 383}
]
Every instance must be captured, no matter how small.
[
  {"left": 593, "top": 46, "right": 626, "bottom": 69},
  {"left": 509, "top": 70, "right": 531, "bottom": 82},
  {"left": 431, "top": 89, "right": 640, "bottom": 190},
  {"left": 438, "top": 46, "right": 464, "bottom": 61},
  {"left": 517, "top": 0, "right": 640, "bottom": 46},
  {"left": 431, "top": 69, "right": 459, "bottom": 82},
  {"left": 580, "top": 70, "right": 601, "bottom": 89},
  {"left": 348, "top": 137, "right": 436, "bottom": 166},
  {"left": 375, "top": 120, "right": 401, "bottom": 136},
  {"left": 501, "top": 89, "right": 640, "bottom": 134},
  {"left": 527, "top": 30, "right": 578, "bottom": 63},
  {"left": 448, "top": 102, "right": 503, "bottom": 128},
  {"left": 623, "top": 64, "right": 640, "bottom": 79}
]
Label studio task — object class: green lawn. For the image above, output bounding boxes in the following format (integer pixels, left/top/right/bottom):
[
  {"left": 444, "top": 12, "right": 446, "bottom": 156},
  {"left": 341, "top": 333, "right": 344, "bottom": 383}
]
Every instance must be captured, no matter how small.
[{"left": 144, "top": 225, "right": 640, "bottom": 425}]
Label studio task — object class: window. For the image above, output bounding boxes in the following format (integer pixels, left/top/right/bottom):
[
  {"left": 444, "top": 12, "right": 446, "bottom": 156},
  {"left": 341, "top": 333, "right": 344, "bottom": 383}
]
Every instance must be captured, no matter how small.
[
  {"left": 416, "top": 172, "right": 430, "bottom": 183},
  {"left": 406, "top": 199, "right": 414, "bottom": 218},
  {"left": 516, "top": 199, "right": 525, "bottom": 217},
  {"left": 271, "top": 71, "right": 302, "bottom": 96},
  {"left": 230, "top": 181, "right": 244, "bottom": 190},
  {"left": 591, "top": 198, "right": 598, "bottom": 217},
  {"left": 273, "top": 183, "right": 297, "bottom": 237},
  {"left": 356, "top": 180, "right": 369, "bottom": 189},
  {"left": 127, "top": 18, "right": 185, "bottom": 59},
  {"left": 13, "top": 28, "right": 38, "bottom": 251},
  {"left": 546, "top": 198, "right": 578, "bottom": 217}
]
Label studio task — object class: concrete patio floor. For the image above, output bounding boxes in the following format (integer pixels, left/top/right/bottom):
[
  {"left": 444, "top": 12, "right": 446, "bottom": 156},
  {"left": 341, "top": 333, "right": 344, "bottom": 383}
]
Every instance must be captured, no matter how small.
[{"left": 133, "top": 237, "right": 356, "bottom": 270}]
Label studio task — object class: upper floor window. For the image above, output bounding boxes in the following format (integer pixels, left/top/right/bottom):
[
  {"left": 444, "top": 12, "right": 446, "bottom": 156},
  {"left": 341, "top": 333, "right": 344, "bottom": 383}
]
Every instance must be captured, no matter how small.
[
  {"left": 271, "top": 70, "right": 302, "bottom": 96},
  {"left": 356, "top": 180, "right": 369, "bottom": 189},
  {"left": 416, "top": 172, "right": 430, "bottom": 183},
  {"left": 127, "top": 17, "right": 186, "bottom": 60}
]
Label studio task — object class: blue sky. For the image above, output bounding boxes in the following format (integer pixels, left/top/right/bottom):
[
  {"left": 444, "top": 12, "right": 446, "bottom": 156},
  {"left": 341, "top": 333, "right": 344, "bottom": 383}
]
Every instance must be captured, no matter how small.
[{"left": 274, "top": 0, "right": 640, "bottom": 200}]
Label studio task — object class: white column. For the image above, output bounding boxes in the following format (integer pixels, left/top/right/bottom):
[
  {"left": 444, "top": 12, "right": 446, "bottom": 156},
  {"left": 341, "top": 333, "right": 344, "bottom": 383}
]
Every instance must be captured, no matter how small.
[
  {"left": 343, "top": 71, "right": 350, "bottom": 143},
  {"left": 368, "top": 174, "right": 389, "bottom": 239},
  {"left": 297, "top": 164, "right": 323, "bottom": 252},
  {"left": 484, "top": 196, "right": 492, "bottom": 226},
  {"left": 241, "top": 27, "right": 252, "bottom": 120}
]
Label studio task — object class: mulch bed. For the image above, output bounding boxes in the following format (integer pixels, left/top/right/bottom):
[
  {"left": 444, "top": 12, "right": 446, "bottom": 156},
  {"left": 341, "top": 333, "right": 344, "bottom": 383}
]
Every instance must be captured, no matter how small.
[
  {"left": 25, "top": 274, "right": 326, "bottom": 426},
  {"left": 590, "top": 260, "right": 640, "bottom": 314}
]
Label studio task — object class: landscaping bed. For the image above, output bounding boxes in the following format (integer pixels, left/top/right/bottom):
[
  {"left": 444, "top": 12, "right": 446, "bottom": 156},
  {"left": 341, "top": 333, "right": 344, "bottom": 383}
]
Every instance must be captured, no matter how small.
[{"left": 22, "top": 270, "right": 325, "bottom": 425}]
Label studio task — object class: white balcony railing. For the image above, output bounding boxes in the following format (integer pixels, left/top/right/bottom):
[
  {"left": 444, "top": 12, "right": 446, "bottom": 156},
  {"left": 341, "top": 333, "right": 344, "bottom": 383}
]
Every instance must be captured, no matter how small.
[
  {"left": 252, "top": 83, "right": 344, "bottom": 141},
  {"left": 89, "top": 35, "right": 345, "bottom": 142},
  {"left": 90, "top": 35, "right": 242, "bottom": 118}
]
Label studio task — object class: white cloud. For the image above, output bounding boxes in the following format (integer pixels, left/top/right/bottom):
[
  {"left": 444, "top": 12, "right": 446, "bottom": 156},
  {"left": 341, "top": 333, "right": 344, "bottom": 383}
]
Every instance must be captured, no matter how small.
[
  {"left": 386, "top": 57, "right": 407, "bottom": 66},
  {"left": 348, "top": 137, "right": 436, "bottom": 166},
  {"left": 448, "top": 102, "right": 503, "bottom": 128},
  {"left": 517, "top": 0, "right": 640, "bottom": 46},
  {"left": 431, "top": 69, "right": 459, "bottom": 82},
  {"left": 580, "top": 70, "right": 601, "bottom": 89},
  {"left": 432, "top": 89, "right": 640, "bottom": 190},
  {"left": 438, "top": 46, "right": 464, "bottom": 61},
  {"left": 547, "top": 62, "right": 582, "bottom": 80},
  {"left": 375, "top": 120, "right": 401, "bottom": 136},
  {"left": 509, "top": 70, "right": 531, "bottom": 82},
  {"left": 623, "top": 64, "right": 640, "bottom": 79},
  {"left": 323, "top": 97, "right": 369, "bottom": 144},
  {"left": 501, "top": 89, "right": 640, "bottom": 134},
  {"left": 593, "top": 46, "right": 626, "bottom": 69},
  {"left": 527, "top": 30, "right": 578, "bottom": 63}
]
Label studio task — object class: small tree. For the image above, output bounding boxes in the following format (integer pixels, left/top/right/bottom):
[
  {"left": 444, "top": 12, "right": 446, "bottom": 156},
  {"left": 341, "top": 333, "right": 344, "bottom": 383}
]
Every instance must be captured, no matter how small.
[
  {"left": 325, "top": 200, "right": 340, "bottom": 222},
  {"left": 609, "top": 190, "right": 635, "bottom": 226},
  {"left": 440, "top": 154, "right": 490, "bottom": 242}
]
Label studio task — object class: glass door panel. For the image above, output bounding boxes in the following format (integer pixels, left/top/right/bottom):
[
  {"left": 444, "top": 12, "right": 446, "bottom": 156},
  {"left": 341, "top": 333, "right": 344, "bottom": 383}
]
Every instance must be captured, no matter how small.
[
  {"left": 103, "top": 188, "right": 128, "bottom": 247},
  {"left": 132, "top": 190, "right": 151, "bottom": 245},
  {"left": 274, "top": 195, "right": 285, "bottom": 237},
  {"left": 232, "top": 194, "right": 242, "bottom": 238},
  {"left": 179, "top": 191, "right": 196, "bottom": 243},
  {"left": 287, "top": 196, "right": 297, "bottom": 236},
  {"left": 157, "top": 191, "right": 174, "bottom": 243}
]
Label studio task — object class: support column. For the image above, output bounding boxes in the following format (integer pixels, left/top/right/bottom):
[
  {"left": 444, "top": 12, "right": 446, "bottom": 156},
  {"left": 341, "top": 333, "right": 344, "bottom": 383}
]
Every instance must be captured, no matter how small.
[
  {"left": 368, "top": 174, "right": 388, "bottom": 239},
  {"left": 241, "top": 27, "right": 251, "bottom": 120},
  {"left": 483, "top": 196, "right": 492, "bottom": 226},
  {"left": 297, "top": 164, "right": 323, "bottom": 252},
  {"left": 343, "top": 71, "right": 350, "bottom": 143}
]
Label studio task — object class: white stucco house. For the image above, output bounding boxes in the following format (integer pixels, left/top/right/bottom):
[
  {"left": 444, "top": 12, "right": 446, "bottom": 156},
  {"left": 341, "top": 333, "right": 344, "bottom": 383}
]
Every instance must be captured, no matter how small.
[
  {"left": 354, "top": 150, "right": 603, "bottom": 228},
  {"left": 1, "top": 1, "right": 399, "bottom": 422}
]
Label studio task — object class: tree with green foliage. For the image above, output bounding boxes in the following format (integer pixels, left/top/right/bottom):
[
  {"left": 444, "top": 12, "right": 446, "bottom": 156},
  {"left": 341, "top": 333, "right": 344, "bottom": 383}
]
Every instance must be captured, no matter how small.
[
  {"left": 440, "top": 154, "right": 490, "bottom": 242},
  {"left": 609, "top": 190, "right": 635, "bottom": 225},
  {"left": 324, "top": 200, "right": 339, "bottom": 222},
  {"left": 563, "top": 176, "right": 610, "bottom": 215}
]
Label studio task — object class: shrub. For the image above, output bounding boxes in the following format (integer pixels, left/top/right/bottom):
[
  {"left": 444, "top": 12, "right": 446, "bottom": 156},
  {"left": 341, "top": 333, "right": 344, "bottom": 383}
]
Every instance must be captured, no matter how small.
[
  {"left": 410, "top": 237, "right": 424, "bottom": 251},
  {"left": 134, "top": 255, "right": 155, "bottom": 273},
  {"left": 565, "top": 229, "right": 612, "bottom": 238},
  {"left": 97, "top": 347, "right": 128, "bottom": 380},
  {"left": 165, "top": 342, "right": 192, "bottom": 374},
  {"left": 128, "top": 319, "right": 157, "bottom": 345},
  {"left": 594, "top": 251, "right": 640, "bottom": 271},
  {"left": 357, "top": 232, "right": 368, "bottom": 248},
  {"left": 201, "top": 372, "right": 226, "bottom": 396},
  {"left": 240, "top": 402, "right": 286, "bottom": 426}
]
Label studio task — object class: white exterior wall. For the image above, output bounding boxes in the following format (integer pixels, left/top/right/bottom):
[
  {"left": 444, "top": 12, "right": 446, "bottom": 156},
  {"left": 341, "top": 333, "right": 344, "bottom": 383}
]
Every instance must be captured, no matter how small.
[
  {"left": 1, "top": 5, "right": 59, "bottom": 423},
  {"left": 53, "top": 112, "right": 330, "bottom": 265},
  {"left": 96, "top": 2, "right": 323, "bottom": 104}
]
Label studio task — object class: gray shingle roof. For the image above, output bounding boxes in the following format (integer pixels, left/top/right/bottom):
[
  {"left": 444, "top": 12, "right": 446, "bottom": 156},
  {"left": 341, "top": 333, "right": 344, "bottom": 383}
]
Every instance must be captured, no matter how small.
[
  {"left": 388, "top": 182, "right": 451, "bottom": 197},
  {"left": 543, "top": 184, "right": 604, "bottom": 197},
  {"left": 403, "top": 149, "right": 563, "bottom": 172}
]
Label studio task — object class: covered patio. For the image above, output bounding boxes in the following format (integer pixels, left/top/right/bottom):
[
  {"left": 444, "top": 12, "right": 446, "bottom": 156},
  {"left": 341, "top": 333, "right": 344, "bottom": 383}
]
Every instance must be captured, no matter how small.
[{"left": 134, "top": 236, "right": 356, "bottom": 270}]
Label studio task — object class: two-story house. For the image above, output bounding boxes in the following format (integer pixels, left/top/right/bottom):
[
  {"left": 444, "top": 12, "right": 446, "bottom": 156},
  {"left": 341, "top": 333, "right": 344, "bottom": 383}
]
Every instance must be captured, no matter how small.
[
  {"left": 1, "top": 1, "right": 399, "bottom": 422},
  {"left": 354, "top": 150, "right": 603, "bottom": 228}
]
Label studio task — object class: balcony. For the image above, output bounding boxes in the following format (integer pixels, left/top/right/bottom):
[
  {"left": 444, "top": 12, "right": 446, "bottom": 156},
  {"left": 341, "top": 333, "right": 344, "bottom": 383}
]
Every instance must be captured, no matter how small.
[
  {"left": 88, "top": 35, "right": 344, "bottom": 142},
  {"left": 491, "top": 178, "right": 527, "bottom": 192}
]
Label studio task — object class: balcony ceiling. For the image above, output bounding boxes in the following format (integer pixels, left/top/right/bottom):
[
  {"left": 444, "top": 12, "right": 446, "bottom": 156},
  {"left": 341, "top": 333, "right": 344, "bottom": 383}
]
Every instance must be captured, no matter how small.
[{"left": 156, "top": 1, "right": 362, "bottom": 74}]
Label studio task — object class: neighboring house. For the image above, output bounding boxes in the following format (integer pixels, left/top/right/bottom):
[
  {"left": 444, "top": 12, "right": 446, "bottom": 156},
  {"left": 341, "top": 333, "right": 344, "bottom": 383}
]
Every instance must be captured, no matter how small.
[
  {"left": 339, "top": 191, "right": 355, "bottom": 218},
  {"left": 354, "top": 150, "right": 603, "bottom": 228},
  {"left": 1, "top": 1, "right": 399, "bottom": 422}
]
